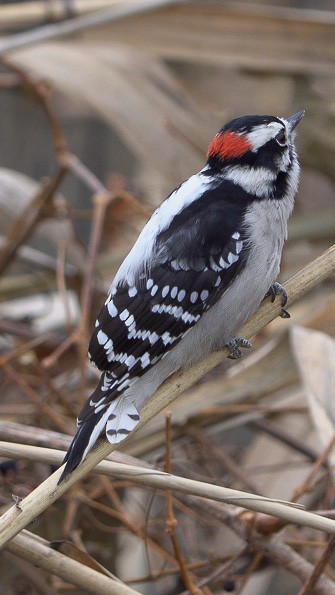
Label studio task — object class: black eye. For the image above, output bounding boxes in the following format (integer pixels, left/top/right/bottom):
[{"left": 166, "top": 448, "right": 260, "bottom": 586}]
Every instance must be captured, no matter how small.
[{"left": 275, "top": 129, "right": 287, "bottom": 146}]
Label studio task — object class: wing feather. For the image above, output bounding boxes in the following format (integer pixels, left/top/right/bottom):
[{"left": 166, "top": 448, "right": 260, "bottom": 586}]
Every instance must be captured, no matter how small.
[{"left": 79, "top": 183, "right": 249, "bottom": 424}]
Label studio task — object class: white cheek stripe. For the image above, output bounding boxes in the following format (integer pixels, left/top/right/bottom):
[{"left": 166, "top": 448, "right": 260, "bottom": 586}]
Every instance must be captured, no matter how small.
[{"left": 223, "top": 165, "right": 277, "bottom": 198}]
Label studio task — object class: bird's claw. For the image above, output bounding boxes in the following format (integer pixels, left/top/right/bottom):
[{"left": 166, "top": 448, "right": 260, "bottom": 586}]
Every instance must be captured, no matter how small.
[
  {"left": 266, "top": 282, "right": 288, "bottom": 306},
  {"left": 225, "top": 337, "right": 252, "bottom": 360},
  {"left": 265, "top": 282, "right": 290, "bottom": 318}
]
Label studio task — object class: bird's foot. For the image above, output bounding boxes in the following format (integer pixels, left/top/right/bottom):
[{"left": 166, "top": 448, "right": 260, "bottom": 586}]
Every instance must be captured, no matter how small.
[
  {"left": 225, "top": 337, "right": 252, "bottom": 360},
  {"left": 265, "top": 282, "right": 290, "bottom": 319}
]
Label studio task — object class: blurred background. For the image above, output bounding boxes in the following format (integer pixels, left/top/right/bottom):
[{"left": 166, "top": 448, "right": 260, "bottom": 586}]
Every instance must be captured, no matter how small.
[{"left": 0, "top": 1, "right": 335, "bottom": 594}]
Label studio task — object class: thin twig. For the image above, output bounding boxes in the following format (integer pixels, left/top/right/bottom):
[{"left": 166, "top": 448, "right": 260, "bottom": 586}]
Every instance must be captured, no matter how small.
[
  {"left": 250, "top": 418, "right": 322, "bottom": 464},
  {"left": 0, "top": 166, "right": 67, "bottom": 275},
  {"left": 186, "top": 425, "right": 263, "bottom": 495},
  {"left": 79, "top": 479, "right": 177, "bottom": 567},
  {"left": 0, "top": 0, "right": 191, "bottom": 55},
  {"left": 56, "top": 241, "right": 75, "bottom": 337},
  {"left": 0, "top": 334, "right": 59, "bottom": 366},
  {"left": 79, "top": 193, "right": 112, "bottom": 338},
  {"left": 298, "top": 535, "right": 335, "bottom": 595},
  {"left": 77, "top": 191, "right": 113, "bottom": 402},
  {"left": 292, "top": 433, "right": 335, "bottom": 502},
  {"left": 1, "top": 362, "right": 72, "bottom": 433},
  {"left": 3, "top": 441, "right": 335, "bottom": 535},
  {"left": 0, "top": 57, "right": 68, "bottom": 155},
  {"left": 63, "top": 153, "right": 110, "bottom": 196},
  {"left": 164, "top": 413, "right": 203, "bottom": 595},
  {"left": 30, "top": 359, "right": 78, "bottom": 418},
  {"left": 178, "top": 495, "right": 335, "bottom": 595},
  {"left": 180, "top": 550, "right": 247, "bottom": 595},
  {"left": 234, "top": 552, "right": 263, "bottom": 595}
]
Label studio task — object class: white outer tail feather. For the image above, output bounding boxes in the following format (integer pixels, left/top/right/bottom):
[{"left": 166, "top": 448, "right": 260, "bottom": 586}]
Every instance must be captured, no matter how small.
[
  {"left": 80, "top": 400, "right": 140, "bottom": 461},
  {"left": 106, "top": 400, "right": 140, "bottom": 444}
]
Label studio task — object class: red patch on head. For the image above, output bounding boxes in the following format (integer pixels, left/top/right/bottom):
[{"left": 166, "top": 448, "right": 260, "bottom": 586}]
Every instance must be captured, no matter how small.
[{"left": 207, "top": 131, "right": 251, "bottom": 161}]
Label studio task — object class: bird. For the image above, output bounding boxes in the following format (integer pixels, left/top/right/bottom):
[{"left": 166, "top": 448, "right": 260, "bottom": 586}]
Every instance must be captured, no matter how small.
[{"left": 59, "top": 110, "right": 304, "bottom": 482}]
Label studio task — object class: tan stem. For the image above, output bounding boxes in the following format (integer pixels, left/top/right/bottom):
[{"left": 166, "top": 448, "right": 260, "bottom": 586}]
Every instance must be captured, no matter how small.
[
  {"left": 2, "top": 441, "right": 335, "bottom": 535},
  {"left": 6, "top": 530, "right": 140, "bottom": 595}
]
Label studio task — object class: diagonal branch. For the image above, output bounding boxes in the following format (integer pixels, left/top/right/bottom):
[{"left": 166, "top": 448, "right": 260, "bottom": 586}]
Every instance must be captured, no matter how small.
[
  {"left": 0, "top": 165, "right": 67, "bottom": 275},
  {"left": 0, "top": 0, "right": 190, "bottom": 55},
  {"left": 2, "top": 440, "right": 335, "bottom": 536},
  {"left": 6, "top": 530, "right": 141, "bottom": 595},
  {"left": 0, "top": 244, "right": 334, "bottom": 548}
]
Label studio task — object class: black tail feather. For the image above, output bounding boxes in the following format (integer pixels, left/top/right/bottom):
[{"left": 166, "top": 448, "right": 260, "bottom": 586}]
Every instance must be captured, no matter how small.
[{"left": 58, "top": 409, "right": 106, "bottom": 484}]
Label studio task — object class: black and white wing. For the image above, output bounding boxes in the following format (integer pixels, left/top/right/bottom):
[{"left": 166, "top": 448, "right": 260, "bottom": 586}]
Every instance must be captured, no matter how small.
[
  {"left": 86, "top": 178, "right": 248, "bottom": 415},
  {"left": 60, "top": 175, "right": 250, "bottom": 480}
]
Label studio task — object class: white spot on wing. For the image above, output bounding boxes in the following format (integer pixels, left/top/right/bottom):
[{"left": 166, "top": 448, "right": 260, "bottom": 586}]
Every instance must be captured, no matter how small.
[
  {"left": 209, "top": 256, "right": 222, "bottom": 272},
  {"left": 120, "top": 309, "right": 129, "bottom": 321},
  {"left": 116, "top": 379, "right": 131, "bottom": 392},
  {"left": 177, "top": 289, "right": 186, "bottom": 302},
  {"left": 181, "top": 311, "right": 201, "bottom": 324},
  {"left": 150, "top": 303, "right": 185, "bottom": 319},
  {"left": 125, "top": 354, "right": 136, "bottom": 367},
  {"left": 190, "top": 291, "right": 198, "bottom": 304},
  {"left": 125, "top": 314, "right": 135, "bottom": 327},
  {"left": 148, "top": 332, "right": 159, "bottom": 345},
  {"left": 141, "top": 352, "right": 151, "bottom": 368},
  {"left": 108, "top": 300, "right": 118, "bottom": 317},
  {"left": 219, "top": 257, "right": 229, "bottom": 269},
  {"left": 161, "top": 331, "right": 176, "bottom": 345},
  {"left": 228, "top": 252, "right": 239, "bottom": 265},
  {"left": 127, "top": 321, "right": 136, "bottom": 334},
  {"left": 97, "top": 330, "right": 108, "bottom": 345},
  {"left": 235, "top": 241, "right": 243, "bottom": 254}
]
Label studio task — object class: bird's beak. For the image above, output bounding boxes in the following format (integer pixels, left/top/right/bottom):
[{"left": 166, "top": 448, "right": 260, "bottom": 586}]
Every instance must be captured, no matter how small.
[{"left": 287, "top": 110, "right": 305, "bottom": 131}]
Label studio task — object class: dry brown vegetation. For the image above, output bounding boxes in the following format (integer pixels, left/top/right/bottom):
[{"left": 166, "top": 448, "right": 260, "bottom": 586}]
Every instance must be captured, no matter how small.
[{"left": 0, "top": 2, "right": 335, "bottom": 594}]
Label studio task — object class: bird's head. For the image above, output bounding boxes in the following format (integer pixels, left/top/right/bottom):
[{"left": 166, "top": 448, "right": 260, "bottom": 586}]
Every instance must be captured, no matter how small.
[{"left": 207, "top": 111, "right": 305, "bottom": 174}]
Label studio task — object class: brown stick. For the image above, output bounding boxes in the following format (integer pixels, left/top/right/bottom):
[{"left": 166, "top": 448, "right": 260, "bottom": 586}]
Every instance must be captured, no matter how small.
[
  {"left": 298, "top": 535, "right": 335, "bottom": 595},
  {"left": 0, "top": 166, "right": 67, "bottom": 275},
  {"left": 164, "top": 413, "right": 203, "bottom": 594}
]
